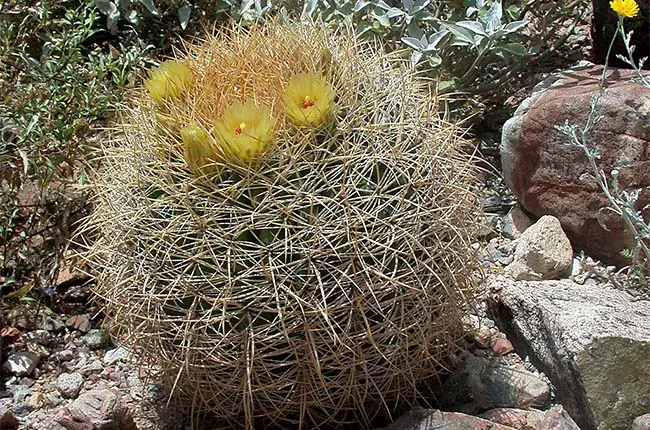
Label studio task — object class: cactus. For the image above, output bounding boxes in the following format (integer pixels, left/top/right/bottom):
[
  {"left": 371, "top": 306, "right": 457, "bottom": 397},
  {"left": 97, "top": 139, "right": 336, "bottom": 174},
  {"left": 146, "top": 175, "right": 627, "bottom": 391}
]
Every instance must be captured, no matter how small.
[{"left": 82, "top": 22, "right": 480, "bottom": 429}]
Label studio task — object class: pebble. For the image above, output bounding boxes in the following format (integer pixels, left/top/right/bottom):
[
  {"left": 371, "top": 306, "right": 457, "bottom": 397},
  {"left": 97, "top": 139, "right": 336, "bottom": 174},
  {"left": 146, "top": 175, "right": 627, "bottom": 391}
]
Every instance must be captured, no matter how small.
[
  {"left": 55, "top": 372, "right": 84, "bottom": 398},
  {"left": 23, "top": 330, "right": 53, "bottom": 346},
  {"left": 103, "top": 347, "right": 133, "bottom": 365},
  {"left": 633, "top": 414, "right": 650, "bottom": 430},
  {"left": 83, "top": 329, "right": 103, "bottom": 349},
  {"left": 52, "top": 349, "right": 75, "bottom": 362},
  {"left": 491, "top": 338, "right": 514, "bottom": 356},
  {"left": 3, "top": 352, "right": 40, "bottom": 376},
  {"left": 65, "top": 314, "right": 92, "bottom": 333},
  {"left": 40, "top": 316, "right": 65, "bottom": 333}
]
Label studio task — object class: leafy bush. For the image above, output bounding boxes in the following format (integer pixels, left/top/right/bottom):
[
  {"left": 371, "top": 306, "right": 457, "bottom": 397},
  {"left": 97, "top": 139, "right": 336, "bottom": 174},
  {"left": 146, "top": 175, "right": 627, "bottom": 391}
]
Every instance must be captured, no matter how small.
[{"left": 0, "top": 0, "right": 149, "bottom": 294}]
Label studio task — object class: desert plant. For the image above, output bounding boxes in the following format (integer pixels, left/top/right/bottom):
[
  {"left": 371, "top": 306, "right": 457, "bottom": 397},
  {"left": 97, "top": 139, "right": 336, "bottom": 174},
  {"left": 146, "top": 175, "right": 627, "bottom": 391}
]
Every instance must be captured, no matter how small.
[{"left": 81, "top": 21, "right": 480, "bottom": 428}]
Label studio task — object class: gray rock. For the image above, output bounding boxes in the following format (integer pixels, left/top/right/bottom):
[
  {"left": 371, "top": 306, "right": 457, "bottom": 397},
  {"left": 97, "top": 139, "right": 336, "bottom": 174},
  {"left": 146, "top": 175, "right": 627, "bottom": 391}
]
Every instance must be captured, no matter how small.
[
  {"left": 47, "top": 388, "right": 137, "bottom": 430},
  {"left": 481, "top": 407, "right": 546, "bottom": 429},
  {"left": 52, "top": 349, "right": 75, "bottom": 362},
  {"left": 501, "top": 205, "right": 534, "bottom": 239},
  {"left": 3, "top": 352, "right": 40, "bottom": 376},
  {"left": 23, "top": 329, "right": 53, "bottom": 346},
  {"left": 103, "top": 347, "right": 132, "bottom": 365},
  {"left": 41, "top": 316, "right": 66, "bottom": 332},
  {"left": 8, "top": 385, "right": 32, "bottom": 403},
  {"left": 539, "top": 405, "right": 582, "bottom": 430},
  {"left": 55, "top": 372, "right": 84, "bottom": 399},
  {"left": 633, "top": 414, "right": 650, "bottom": 430},
  {"left": 487, "top": 276, "right": 650, "bottom": 430},
  {"left": 380, "top": 407, "right": 515, "bottom": 430},
  {"left": 441, "top": 354, "right": 550, "bottom": 413},
  {"left": 478, "top": 214, "right": 500, "bottom": 239},
  {"left": 82, "top": 329, "right": 103, "bottom": 349},
  {"left": 504, "top": 215, "right": 573, "bottom": 280}
]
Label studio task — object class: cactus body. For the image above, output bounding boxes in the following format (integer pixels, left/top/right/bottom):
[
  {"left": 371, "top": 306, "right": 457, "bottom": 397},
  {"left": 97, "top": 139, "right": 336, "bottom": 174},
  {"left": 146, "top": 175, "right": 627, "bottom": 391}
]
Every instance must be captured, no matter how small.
[{"left": 83, "top": 22, "right": 480, "bottom": 429}]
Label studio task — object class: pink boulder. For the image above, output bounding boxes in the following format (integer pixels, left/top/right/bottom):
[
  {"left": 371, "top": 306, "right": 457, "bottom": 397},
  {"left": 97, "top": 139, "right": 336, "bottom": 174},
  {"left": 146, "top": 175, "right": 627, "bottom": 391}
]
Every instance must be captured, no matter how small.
[{"left": 501, "top": 63, "right": 650, "bottom": 266}]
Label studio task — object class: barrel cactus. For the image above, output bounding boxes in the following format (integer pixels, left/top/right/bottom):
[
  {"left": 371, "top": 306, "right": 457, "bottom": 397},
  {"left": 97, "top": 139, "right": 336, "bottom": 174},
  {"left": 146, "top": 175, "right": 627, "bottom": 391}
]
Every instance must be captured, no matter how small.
[{"left": 83, "top": 22, "right": 480, "bottom": 429}]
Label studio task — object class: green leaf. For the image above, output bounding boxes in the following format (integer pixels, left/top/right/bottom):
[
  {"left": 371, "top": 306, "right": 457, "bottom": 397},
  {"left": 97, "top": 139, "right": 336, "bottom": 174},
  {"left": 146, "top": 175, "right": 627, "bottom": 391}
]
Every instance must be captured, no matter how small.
[
  {"left": 504, "top": 19, "right": 528, "bottom": 33},
  {"left": 484, "top": 0, "right": 502, "bottom": 34},
  {"left": 94, "top": 0, "right": 115, "bottom": 14},
  {"left": 138, "top": 0, "right": 160, "bottom": 16},
  {"left": 497, "top": 42, "right": 528, "bottom": 55},
  {"left": 455, "top": 20, "right": 486, "bottom": 36},
  {"left": 402, "top": 36, "right": 423, "bottom": 50},
  {"left": 178, "top": 4, "right": 191, "bottom": 29}
]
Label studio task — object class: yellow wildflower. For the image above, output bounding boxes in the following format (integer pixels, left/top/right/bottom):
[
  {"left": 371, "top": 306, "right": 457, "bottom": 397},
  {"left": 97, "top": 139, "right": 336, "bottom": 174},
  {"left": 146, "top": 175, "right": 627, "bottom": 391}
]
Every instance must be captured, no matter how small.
[
  {"left": 213, "top": 101, "right": 275, "bottom": 165},
  {"left": 181, "top": 123, "right": 219, "bottom": 175},
  {"left": 144, "top": 60, "right": 194, "bottom": 103},
  {"left": 283, "top": 72, "right": 335, "bottom": 127},
  {"left": 610, "top": 0, "right": 639, "bottom": 18}
]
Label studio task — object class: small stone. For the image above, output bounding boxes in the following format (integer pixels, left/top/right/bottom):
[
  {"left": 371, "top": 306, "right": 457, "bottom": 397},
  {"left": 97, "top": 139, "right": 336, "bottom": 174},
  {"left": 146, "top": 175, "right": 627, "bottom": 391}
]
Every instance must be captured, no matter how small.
[
  {"left": 504, "top": 215, "right": 573, "bottom": 281},
  {"left": 41, "top": 316, "right": 66, "bottom": 333},
  {"left": 79, "top": 359, "right": 104, "bottom": 376},
  {"left": 8, "top": 401, "right": 34, "bottom": 418},
  {"left": 55, "top": 372, "right": 84, "bottom": 399},
  {"left": 633, "top": 414, "right": 650, "bottom": 430},
  {"left": 24, "top": 329, "right": 54, "bottom": 346},
  {"left": 386, "top": 408, "right": 514, "bottom": 430},
  {"left": 478, "top": 214, "right": 500, "bottom": 239},
  {"left": 82, "top": 329, "right": 103, "bottom": 349},
  {"left": 52, "top": 349, "right": 75, "bottom": 362},
  {"left": 491, "top": 337, "right": 514, "bottom": 356},
  {"left": 501, "top": 205, "right": 534, "bottom": 239},
  {"left": 3, "top": 352, "right": 40, "bottom": 376},
  {"left": 481, "top": 408, "right": 545, "bottom": 429},
  {"left": 48, "top": 388, "right": 137, "bottom": 430},
  {"left": 28, "top": 391, "right": 44, "bottom": 407},
  {"left": 65, "top": 314, "right": 92, "bottom": 333},
  {"left": 539, "top": 405, "right": 581, "bottom": 430},
  {"left": 103, "top": 347, "right": 132, "bottom": 365},
  {"left": 442, "top": 355, "right": 550, "bottom": 413}
]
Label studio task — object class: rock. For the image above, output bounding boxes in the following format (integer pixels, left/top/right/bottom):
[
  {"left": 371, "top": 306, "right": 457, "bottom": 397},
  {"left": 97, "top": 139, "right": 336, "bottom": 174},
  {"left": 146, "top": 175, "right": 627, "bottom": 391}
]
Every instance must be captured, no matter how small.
[
  {"left": 53, "top": 349, "right": 75, "bottom": 362},
  {"left": 490, "top": 337, "right": 514, "bottom": 356},
  {"left": 41, "top": 316, "right": 66, "bottom": 332},
  {"left": 23, "top": 329, "right": 53, "bottom": 346},
  {"left": 501, "top": 205, "right": 534, "bottom": 239},
  {"left": 82, "top": 330, "right": 103, "bottom": 349},
  {"left": 66, "top": 314, "right": 92, "bottom": 333},
  {"left": 501, "top": 63, "right": 650, "bottom": 266},
  {"left": 504, "top": 216, "right": 573, "bottom": 280},
  {"left": 8, "top": 385, "right": 32, "bottom": 403},
  {"left": 478, "top": 214, "right": 500, "bottom": 239},
  {"left": 592, "top": 0, "right": 649, "bottom": 69},
  {"left": 3, "top": 351, "right": 40, "bottom": 376},
  {"left": 633, "top": 414, "right": 650, "bottom": 430},
  {"left": 486, "top": 276, "right": 650, "bottom": 430},
  {"left": 441, "top": 355, "right": 550, "bottom": 413},
  {"left": 103, "top": 347, "right": 132, "bottom": 365},
  {"left": 481, "top": 408, "right": 545, "bottom": 429},
  {"left": 0, "top": 399, "right": 19, "bottom": 430},
  {"left": 56, "top": 266, "right": 90, "bottom": 290},
  {"left": 381, "top": 407, "right": 515, "bottom": 430},
  {"left": 55, "top": 372, "right": 84, "bottom": 399},
  {"left": 47, "top": 388, "right": 137, "bottom": 430},
  {"left": 539, "top": 405, "right": 582, "bottom": 430}
]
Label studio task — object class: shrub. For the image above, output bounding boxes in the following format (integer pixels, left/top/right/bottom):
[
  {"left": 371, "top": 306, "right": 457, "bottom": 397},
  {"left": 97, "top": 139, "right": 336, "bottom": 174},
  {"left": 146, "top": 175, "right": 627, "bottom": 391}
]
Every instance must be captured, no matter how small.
[{"left": 82, "top": 21, "right": 480, "bottom": 428}]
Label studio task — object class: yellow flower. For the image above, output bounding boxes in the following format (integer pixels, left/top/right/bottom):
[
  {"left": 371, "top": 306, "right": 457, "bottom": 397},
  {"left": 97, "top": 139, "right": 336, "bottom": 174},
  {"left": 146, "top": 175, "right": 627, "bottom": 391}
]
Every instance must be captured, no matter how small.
[
  {"left": 283, "top": 72, "right": 335, "bottom": 127},
  {"left": 181, "top": 123, "right": 219, "bottom": 175},
  {"left": 144, "top": 60, "right": 194, "bottom": 103},
  {"left": 213, "top": 101, "right": 275, "bottom": 165},
  {"left": 610, "top": 0, "right": 639, "bottom": 17}
]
